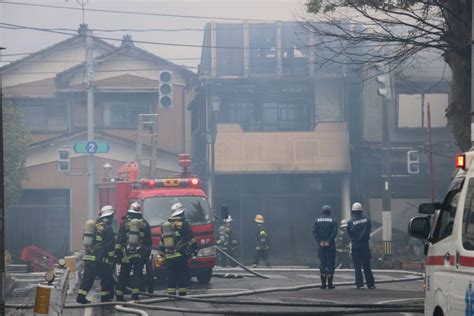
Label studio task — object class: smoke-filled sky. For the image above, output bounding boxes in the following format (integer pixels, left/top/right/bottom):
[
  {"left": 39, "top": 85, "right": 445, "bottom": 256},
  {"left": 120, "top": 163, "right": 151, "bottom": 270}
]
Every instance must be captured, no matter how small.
[{"left": 1, "top": 0, "right": 308, "bottom": 70}]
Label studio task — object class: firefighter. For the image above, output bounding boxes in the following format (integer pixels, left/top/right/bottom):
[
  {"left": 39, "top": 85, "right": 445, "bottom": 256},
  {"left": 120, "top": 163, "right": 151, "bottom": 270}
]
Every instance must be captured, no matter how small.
[
  {"left": 216, "top": 215, "right": 238, "bottom": 267},
  {"left": 76, "top": 205, "right": 116, "bottom": 304},
  {"left": 115, "top": 201, "right": 152, "bottom": 301},
  {"left": 252, "top": 214, "right": 271, "bottom": 268},
  {"left": 159, "top": 202, "right": 197, "bottom": 296},
  {"left": 312, "top": 205, "right": 338, "bottom": 289},
  {"left": 347, "top": 202, "right": 375, "bottom": 289},
  {"left": 336, "top": 219, "right": 352, "bottom": 269}
]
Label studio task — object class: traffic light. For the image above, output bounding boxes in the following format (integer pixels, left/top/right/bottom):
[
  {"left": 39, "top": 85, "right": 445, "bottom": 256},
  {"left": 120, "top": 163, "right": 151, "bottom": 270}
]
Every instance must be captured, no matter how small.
[
  {"left": 159, "top": 70, "right": 173, "bottom": 108},
  {"left": 407, "top": 150, "right": 420, "bottom": 174},
  {"left": 375, "top": 64, "right": 392, "bottom": 100},
  {"left": 58, "top": 149, "right": 70, "bottom": 172}
]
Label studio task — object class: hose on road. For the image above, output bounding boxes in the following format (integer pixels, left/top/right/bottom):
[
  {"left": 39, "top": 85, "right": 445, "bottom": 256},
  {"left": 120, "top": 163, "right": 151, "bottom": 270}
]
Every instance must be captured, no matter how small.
[
  {"left": 215, "top": 245, "right": 269, "bottom": 279},
  {"left": 5, "top": 274, "right": 424, "bottom": 314},
  {"left": 115, "top": 304, "right": 149, "bottom": 315}
]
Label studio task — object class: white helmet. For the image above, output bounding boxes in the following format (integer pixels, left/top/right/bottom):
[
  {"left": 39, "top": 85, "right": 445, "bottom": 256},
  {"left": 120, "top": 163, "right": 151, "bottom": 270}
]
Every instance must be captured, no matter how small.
[
  {"left": 224, "top": 215, "right": 233, "bottom": 223},
  {"left": 128, "top": 201, "right": 142, "bottom": 214},
  {"left": 340, "top": 219, "right": 348, "bottom": 228},
  {"left": 351, "top": 202, "right": 363, "bottom": 212},
  {"left": 99, "top": 205, "right": 115, "bottom": 218},
  {"left": 170, "top": 202, "right": 185, "bottom": 220}
]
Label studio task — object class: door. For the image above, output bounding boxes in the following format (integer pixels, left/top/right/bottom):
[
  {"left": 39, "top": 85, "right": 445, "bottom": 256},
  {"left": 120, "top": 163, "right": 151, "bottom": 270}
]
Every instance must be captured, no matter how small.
[{"left": 5, "top": 189, "right": 70, "bottom": 259}]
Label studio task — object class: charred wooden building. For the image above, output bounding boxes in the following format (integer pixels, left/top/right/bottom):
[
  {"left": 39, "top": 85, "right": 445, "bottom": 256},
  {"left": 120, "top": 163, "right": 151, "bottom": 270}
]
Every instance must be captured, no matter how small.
[{"left": 193, "top": 22, "right": 354, "bottom": 264}]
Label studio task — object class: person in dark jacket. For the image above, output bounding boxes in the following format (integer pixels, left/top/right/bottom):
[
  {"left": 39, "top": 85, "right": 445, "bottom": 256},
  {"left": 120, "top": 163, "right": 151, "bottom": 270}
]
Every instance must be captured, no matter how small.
[
  {"left": 347, "top": 202, "right": 375, "bottom": 289},
  {"left": 252, "top": 214, "right": 271, "bottom": 268},
  {"left": 76, "top": 205, "right": 116, "bottom": 304},
  {"left": 159, "top": 202, "right": 197, "bottom": 296},
  {"left": 115, "top": 201, "right": 152, "bottom": 301},
  {"left": 312, "top": 205, "right": 338, "bottom": 289}
]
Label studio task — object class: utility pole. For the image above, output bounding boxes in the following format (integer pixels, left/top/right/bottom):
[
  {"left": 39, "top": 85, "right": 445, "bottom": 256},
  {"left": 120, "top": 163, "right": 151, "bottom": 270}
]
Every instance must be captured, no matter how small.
[
  {"left": 0, "top": 46, "right": 5, "bottom": 315},
  {"left": 471, "top": 1, "right": 474, "bottom": 148},
  {"left": 86, "top": 28, "right": 95, "bottom": 220},
  {"left": 376, "top": 67, "right": 392, "bottom": 256}
]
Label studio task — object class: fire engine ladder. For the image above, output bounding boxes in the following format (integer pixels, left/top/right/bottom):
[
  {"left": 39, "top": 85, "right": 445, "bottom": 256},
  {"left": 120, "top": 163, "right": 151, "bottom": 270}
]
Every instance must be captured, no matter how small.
[{"left": 136, "top": 114, "right": 158, "bottom": 178}]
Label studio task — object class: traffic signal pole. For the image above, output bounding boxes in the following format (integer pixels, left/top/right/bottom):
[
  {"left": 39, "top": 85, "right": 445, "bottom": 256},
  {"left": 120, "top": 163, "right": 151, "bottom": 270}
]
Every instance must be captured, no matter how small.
[{"left": 86, "top": 28, "right": 95, "bottom": 220}]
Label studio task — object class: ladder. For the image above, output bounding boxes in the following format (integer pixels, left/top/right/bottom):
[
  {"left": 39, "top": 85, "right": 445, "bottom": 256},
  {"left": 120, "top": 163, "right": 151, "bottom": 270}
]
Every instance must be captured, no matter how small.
[{"left": 136, "top": 114, "right": 158, "bottom": 178}]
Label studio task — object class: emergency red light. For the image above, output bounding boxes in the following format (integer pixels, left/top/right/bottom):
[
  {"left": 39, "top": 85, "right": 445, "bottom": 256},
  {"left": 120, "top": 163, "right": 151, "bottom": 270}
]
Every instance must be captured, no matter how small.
[
  {"left": 456, "top": 154, "right": 466, "bottom": 170},
  {"left": 190, "top": 178, "right": 200, "bottom": 186},
  {"left": 178, "top": 154, "right": 191, "bottom": 168}
]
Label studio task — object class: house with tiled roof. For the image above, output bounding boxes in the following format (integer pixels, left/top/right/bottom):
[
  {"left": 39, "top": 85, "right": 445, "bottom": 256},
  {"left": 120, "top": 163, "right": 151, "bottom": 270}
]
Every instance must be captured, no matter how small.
[{"left": 2, "top": 25, "right": 198, "bottom": 257}]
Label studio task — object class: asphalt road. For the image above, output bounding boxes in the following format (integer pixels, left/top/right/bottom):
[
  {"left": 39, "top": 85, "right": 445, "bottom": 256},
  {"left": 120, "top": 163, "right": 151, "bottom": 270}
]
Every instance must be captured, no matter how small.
[{"left": 5, "top": 267, "right": 425, "bottom": 315}]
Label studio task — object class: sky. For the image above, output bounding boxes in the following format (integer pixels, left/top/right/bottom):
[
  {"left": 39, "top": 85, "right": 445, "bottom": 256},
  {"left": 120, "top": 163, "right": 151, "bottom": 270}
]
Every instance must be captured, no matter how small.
[{"left": 0, "top": 0, "right": 309, "bottom": 70}]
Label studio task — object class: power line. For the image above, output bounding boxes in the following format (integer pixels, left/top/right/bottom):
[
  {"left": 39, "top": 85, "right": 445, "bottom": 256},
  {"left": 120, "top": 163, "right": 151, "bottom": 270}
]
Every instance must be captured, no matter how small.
[
  {"left": 2, "top": 1, "right": 288, "bottom": 22},
  {"left": 0, "top": 23, "right": 309, "bottom": 50}
]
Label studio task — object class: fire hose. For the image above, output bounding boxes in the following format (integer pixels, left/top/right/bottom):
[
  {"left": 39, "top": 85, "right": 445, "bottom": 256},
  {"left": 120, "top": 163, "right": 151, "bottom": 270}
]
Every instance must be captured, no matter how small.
[{"left": 214, "top": 245, "right": 269, "bottom": 279}]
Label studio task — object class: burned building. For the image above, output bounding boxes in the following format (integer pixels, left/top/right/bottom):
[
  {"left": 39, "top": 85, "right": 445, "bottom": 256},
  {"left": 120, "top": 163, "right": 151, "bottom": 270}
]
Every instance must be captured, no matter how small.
[{"left": 193, "top": 22, "right": 353, "bottom": 264}]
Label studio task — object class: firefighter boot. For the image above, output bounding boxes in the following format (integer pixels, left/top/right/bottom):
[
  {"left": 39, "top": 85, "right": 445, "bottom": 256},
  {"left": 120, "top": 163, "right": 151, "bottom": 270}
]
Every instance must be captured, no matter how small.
[
  {"left": 76, "top": 293, "right": 91, "bottom": 304},
  {"left": 327, "top": 275, "right": 335, "bottom": 289},
  {"left": 320, "top": 275, "right": 327, "bottom": 289}
]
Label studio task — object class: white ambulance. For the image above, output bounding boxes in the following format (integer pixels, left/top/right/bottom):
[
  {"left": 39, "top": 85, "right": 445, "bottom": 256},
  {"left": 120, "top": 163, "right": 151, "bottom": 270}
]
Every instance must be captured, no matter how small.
[{"left": 409, "top": 152, "right": 474, "bottom": 316}]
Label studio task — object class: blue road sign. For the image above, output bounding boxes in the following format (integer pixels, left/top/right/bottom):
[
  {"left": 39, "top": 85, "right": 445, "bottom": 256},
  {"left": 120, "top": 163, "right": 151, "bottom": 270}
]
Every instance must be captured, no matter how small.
[{"left": 74, "top": 141, "right": 110, "bottom": 154}]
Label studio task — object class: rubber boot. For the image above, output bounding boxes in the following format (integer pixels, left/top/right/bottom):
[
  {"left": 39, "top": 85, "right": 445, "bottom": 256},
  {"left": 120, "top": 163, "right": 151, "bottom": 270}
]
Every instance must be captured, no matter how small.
[
  {"left": 320, "top": 275, "right": 327, "bottom": 289},
  {"left": 76, "top": 294, "right": 91, "bottom": 304},
  {"left": 115, "top": 295, "right": 125, "bottom": 302},
  {"left": 327, "top": 275, "right": 335, "bottom": 289}
]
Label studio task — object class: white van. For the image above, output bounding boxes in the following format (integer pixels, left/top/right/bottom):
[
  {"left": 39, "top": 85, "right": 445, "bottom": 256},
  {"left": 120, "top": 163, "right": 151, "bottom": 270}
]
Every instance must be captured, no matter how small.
[{"left": 409, "top": 152, "right": 474, "bottom": 316}]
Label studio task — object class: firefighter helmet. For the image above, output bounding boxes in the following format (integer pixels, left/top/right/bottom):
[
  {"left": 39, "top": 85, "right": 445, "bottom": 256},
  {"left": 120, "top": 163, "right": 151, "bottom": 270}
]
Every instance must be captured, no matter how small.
[
  {"left": 169, "top": 202, "right": 185, "bottom": 220},
  {"left": 340, "top": 219, "right": 348, "bottom": 228},
  {"left": 128, "top": 201, "right": 142, "bottom": 214},
  {"left": 351, "top": 202, "right": 363, "bottom": 212},
  {"left": 99, "top": 205, "right": 115, "bottom": 218},
  {"left": 224, "top": 215, "right": 233, "bottom": 223},
  {"left": 255, "top": 214, "right": 264, "bottom": 223}
]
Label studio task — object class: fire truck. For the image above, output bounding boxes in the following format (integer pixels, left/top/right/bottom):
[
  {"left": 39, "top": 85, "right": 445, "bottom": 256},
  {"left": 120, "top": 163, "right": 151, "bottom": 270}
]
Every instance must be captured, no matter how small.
[{"left": 99, "top": 154, "right": 216, "bottom": 284}]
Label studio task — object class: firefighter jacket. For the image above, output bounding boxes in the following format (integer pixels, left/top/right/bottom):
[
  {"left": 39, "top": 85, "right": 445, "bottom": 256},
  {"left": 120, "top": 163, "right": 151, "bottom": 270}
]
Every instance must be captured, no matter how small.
[
  {"left": 347, "top": 214, "right": 371, "bottom": 244},
  {"left": 115, "top": 213, "right": 152, "bottom": 262},
  {"left": 312, "top": 215, "right": 338, "bottom": 247},
  {"left": 336, "top": 226, "right": 351, "bottom": 253},
  {"left": 84, "top": 217, "right": 115, "bottom": 265},
  {"left": 216, "top": 224, "right": 237, "bottom": 253},
  {"left": 256, "top": 225, "right": 270, "bottom": 251},
  {"left": 159, "top": 220, "right": 197, "bottom": 261}
]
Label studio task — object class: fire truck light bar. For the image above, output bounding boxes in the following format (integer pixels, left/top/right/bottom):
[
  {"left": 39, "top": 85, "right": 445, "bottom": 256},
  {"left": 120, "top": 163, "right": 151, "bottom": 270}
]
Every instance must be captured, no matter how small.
[{"left": 140, "top": 178, "right": 200, "bottom": 188}]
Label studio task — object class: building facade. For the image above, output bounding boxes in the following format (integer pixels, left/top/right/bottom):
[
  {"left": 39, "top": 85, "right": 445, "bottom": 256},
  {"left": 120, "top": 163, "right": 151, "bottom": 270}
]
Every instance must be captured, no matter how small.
[
  {"left": 194, "top": 22, "right": 352, "bottom": 264},
  {"left": 2, "top": 25, "right": 197, "bottom": 257}
]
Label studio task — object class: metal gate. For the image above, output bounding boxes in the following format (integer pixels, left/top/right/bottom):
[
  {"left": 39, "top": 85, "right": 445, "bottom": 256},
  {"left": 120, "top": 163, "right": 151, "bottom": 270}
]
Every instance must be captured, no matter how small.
[{"left": 5, "top": 189, "right": 70, "bottom": 259}]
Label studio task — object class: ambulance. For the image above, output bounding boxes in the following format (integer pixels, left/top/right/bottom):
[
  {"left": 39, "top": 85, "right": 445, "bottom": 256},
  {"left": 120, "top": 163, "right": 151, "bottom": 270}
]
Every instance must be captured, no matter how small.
[{"left": 408, "top": 152, "right": 474, "bottom": 316}]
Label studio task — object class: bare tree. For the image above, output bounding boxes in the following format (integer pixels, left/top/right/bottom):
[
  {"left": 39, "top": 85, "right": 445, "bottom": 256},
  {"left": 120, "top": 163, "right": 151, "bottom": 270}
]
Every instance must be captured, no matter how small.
[{"left": 304, "top": 0, "right": 471, "bottom": 150}]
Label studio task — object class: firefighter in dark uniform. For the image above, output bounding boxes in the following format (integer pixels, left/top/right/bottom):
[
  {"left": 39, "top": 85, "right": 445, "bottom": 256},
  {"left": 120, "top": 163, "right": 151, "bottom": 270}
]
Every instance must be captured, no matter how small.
[
  {"left": 252, "top": 214, "right": 271, "bottom": 268},
  {"left": 159, "top": 202, "right": 197, "bottom": 296},
  {"left": 347, "top": 202, "right": 375, "bottom": 289},
  {"left": 312, "top": 205, "right": 338, "bottom": 289},
  {"left": 115, "top": 201, "right": 152, "bottom": 301},
  {"left": 76, "top": 205, "right": 116, "bottom": 304}
]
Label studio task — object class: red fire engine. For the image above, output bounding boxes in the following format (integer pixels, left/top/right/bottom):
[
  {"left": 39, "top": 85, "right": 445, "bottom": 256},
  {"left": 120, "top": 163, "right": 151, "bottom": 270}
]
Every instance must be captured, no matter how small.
[{"left": 99, "top": 154, "right": 216, "bottom": 284}]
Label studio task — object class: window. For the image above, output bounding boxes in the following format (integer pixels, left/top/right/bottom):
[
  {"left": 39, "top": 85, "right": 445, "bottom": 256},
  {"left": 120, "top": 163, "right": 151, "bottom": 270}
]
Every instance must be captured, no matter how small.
[
  {"left": 431, "top": 179, "right": 464, "bottom": 243},
  {"left": 462, "top": 179, "right": 474, "bottom": 250},
  {"left": 103, "top": 101, "right": 152, "bottom": 129},
  {"left": 23, "top": 104, "right": 67, "bottom": 132},
  {"left": 397, "top": 93, "right": 448, "bottom": 128}
]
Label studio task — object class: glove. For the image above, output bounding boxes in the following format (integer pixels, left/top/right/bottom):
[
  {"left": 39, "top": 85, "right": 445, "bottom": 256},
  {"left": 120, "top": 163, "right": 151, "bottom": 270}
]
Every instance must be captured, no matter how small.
[{"left": 115, "top": 249, "right": 123, "bottom": 263}]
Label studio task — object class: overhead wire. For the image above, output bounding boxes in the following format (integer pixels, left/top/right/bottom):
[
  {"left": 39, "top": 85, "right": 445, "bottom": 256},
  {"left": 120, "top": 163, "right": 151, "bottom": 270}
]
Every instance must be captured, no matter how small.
[{"left": 1, "top": 1, "right": 288, "bottom": 22}]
